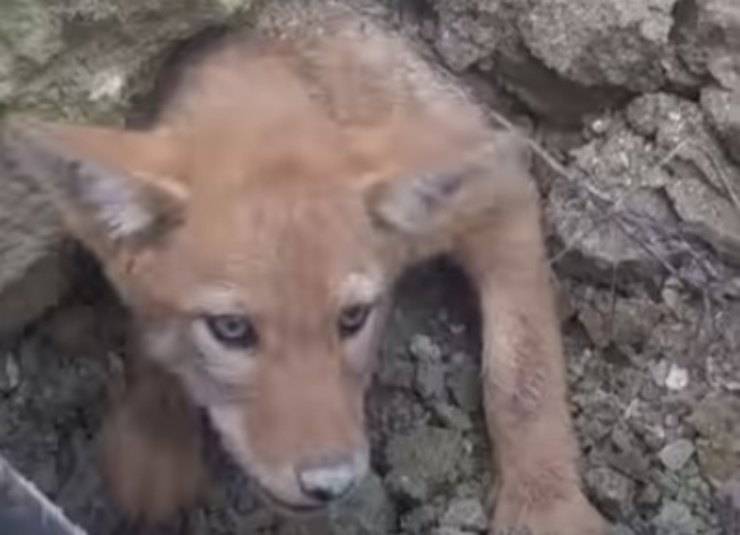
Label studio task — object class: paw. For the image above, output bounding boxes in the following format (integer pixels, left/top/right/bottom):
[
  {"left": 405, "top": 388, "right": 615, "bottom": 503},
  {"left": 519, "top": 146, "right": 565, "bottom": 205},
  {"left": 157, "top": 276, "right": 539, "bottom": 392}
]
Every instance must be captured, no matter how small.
[
  {"left": 101, "top": 377, "right": 205, "bottom": 522},
  {"left": 491, "top": 486, "right": 608, "bottom": 535}
]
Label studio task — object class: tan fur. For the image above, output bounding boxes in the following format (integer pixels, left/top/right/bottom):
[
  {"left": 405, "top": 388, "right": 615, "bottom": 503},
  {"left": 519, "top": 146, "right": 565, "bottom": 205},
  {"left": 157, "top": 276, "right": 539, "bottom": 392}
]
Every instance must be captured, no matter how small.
[{"left": 1, "top": 2, "right": 607, "bottom": 533}]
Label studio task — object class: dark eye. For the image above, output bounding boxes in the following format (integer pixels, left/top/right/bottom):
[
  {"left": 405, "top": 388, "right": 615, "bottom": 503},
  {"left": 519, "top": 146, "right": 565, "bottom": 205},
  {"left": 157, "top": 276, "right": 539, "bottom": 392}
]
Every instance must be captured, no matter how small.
[
  {"left": 338, "top": 304, "right": 373, "bottom": 338},
  {"left": 204, "top": 314, "right": 258, "bottom": 349}
]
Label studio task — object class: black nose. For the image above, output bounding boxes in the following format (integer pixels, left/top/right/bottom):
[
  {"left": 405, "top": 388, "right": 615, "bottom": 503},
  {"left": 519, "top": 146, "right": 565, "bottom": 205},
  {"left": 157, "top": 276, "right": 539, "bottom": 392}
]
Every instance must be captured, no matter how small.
[{"left": 296, "top": 458, "right": 358, "bottom": 502}]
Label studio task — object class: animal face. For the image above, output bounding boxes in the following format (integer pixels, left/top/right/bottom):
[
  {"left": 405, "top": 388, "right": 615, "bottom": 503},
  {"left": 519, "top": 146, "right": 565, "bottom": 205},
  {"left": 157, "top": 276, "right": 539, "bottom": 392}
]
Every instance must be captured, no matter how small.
[
  {"left": 3, "top": 111, "right": 412, "bottom": 510},
  {"left": 125, "top": 178, "right": 396, "bottom": 510},
  {"left": 3, "top": 32, "right": 511, "bottom": 513}
]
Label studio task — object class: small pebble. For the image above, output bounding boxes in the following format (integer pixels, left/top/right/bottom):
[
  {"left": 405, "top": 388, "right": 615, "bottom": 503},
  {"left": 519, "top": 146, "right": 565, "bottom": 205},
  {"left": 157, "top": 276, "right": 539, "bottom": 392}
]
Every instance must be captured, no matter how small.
[
  {"left": 409, "top": 335, "right": 442, "bottom": 361},
  {"left": 665, "top": 364, "right": 689, "bottom": 391},
  {"left": 440, "top": 498, "right": 488, "bottom": 531},
  {"left": 0, "top": 352, "right": 20, "bottom": 393},
  {"left": 659, "top": 439, "right": 695, "bottom": 471}
]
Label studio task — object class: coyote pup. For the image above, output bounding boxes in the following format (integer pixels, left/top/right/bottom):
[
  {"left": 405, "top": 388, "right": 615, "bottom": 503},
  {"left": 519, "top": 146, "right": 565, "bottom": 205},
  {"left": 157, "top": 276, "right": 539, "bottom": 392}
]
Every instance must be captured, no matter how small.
[{"left": 3, "top": 3, "right": 606, "bottom": 534}]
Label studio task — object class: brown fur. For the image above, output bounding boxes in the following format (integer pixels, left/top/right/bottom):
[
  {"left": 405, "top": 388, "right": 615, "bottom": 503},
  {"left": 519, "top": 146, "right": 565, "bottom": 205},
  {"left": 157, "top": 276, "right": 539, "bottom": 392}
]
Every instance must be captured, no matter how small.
[{"left": 1, "top": 2, "right": 607, "bottom": 533}]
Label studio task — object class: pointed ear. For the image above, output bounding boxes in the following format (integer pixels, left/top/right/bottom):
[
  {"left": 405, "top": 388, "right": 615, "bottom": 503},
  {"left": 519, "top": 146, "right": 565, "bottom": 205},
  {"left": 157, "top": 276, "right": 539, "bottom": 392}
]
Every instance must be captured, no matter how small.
[
  {"left": 1, "top": 117, "right": 188, "bottom": 255},
  {"left": 366, "top": 131, "right": 532, "bottom": 236}
]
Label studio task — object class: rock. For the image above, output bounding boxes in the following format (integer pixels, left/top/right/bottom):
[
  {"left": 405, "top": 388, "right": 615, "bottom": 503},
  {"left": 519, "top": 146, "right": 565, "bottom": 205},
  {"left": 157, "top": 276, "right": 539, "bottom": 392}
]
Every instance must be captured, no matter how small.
[
  {"left": 447, "top": 365, "right": 482, "bottom": 412},
  {"left": 440, "top": 497, "right": 488, "bottom": 532},
  {"left": 652, "top": 501, "right": 701, "bottom": 535},
  {"left": 659, "top": 439, "right": 695, "bottom": 471},
  {"left": 431, "top": 0, "right": 630, "bottom": 125},
  {"left": 415, "top": 360, "right": 447, "bottom": 400},
  {"left": 429, "top": 1, "right": 505, "bottom": 72},
  {"left": 431, "top": 528, "right": 467, "bottom": 535},
  {"left": 0, "top": 152, "right": 70, "bottom": 337},
  {"left": 0, "top": 0, "right": 256, "bottom": 118},
  {"left": 0, "top": 1, "right": 64, "bottom": 101},
  {"left": 688, "top": 393, "right": 740, "bottom": 486},
  {"left": 627, "top": 93, "right": 740, "bottom": 265},
  {"left": 377, "top": 359, "right": 415, "bottom": 390},
  {"left": 329, "top": 472, "right": 396, "bottom": 535},
  {"left": 664, "top": 364, "right": 689, "bottom": 391},
  {"left": 651, "top": 360, "right": 670, "bottom": 387},
  {"left": 573, "top": 288, "right": 663, "bottom": 348},
  {"left": 701, "top": 87, "right": 740, "bottom": 165},
  {"left": 547, "top": 111, "right": 685, "bottom": 283},
  {"left": 385, "top": 427, "right": 464, "bottom": 501},
  {"left": 584, "top": 466, "right": 636, "bottom": 518},
  {"left": 409, "top": 334, "right": 443, "bottom": 361},
  {"left": 519, "top": 0, "right": 677, "bottom": 92},
  {"left": 0, "top": 352, "right": 20, "bottom": 394},
  {"left": 716, "top": 479, "right": 740, "bottom": 535},
  {"left": 433, "top": 403, "right": 473, "bottom": 431},
  {"left": 673, "top": 0, "right": 740, "bottom": 88},
  {"left": 637, "top": 483, "right": 662, "bottom": 506},
  {"left": 665, "top": 169, "right": 740, "bottom": 265},
  {"left": 400, "top": 504, "right": 439, "bottom": 534},
  {"left": 385, "top": 470, "right": 430, "bottom": 504}
]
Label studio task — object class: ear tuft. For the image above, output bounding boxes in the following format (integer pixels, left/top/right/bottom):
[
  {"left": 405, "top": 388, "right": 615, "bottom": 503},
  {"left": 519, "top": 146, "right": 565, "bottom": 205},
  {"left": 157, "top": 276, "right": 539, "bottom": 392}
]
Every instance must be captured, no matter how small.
[
  {"left": 367, "top": 166, "right": 473, "bottom": 235},
  {"left": 2, "top": 117, "right": 187, "bottom": 252},
  {"left": 366, "top": 130, "right": 533, "bottom": 237}
]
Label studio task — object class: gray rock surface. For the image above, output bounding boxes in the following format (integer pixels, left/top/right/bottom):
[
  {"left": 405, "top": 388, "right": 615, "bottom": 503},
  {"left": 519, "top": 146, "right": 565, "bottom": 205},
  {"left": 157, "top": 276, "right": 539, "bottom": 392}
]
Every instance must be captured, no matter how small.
[
  {"left": 659, "top": 439, "right": 696, "bottom": 471},
  {"left": 519, "top": 0, "right": 677, "bottom": 92}
]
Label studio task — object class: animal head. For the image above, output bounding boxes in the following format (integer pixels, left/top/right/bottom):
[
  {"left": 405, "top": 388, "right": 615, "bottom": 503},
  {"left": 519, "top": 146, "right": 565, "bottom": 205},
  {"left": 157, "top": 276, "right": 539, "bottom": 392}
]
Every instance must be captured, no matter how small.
[{"left": 1, "top": 36, "right": 526, "bottom": 512}]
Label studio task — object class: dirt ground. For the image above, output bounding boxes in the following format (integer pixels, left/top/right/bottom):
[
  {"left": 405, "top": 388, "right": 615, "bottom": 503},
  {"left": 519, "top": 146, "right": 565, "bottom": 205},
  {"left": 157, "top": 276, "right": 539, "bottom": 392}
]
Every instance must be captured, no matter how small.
[{"left": 1, "top": 1, "right": 739, "bottom": 534}]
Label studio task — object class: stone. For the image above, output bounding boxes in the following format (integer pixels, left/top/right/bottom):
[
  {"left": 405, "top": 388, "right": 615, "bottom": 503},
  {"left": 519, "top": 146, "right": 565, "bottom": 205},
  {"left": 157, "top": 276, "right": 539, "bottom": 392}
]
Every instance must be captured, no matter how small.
[
  {"left": 628, "top": 93, "right": 740, "bottom": 265},
  {"left": 584, "top": 466, "right": 636, "bottom": 518},
  {"left": 659, "top": 439, "right": 695, "bottom": 471},
  {"left": 400, "top": 504, "right": 439, "bottom": 534},
  {"left": 637, "top": 483, "right": 661, "bottom": 506},
  {"left": 519, "top": 0, "right": 677, "bottom": 92},
  {"left": 433, "top": 403, "right": 473, "bottom": 431},
  {"left": 652, "top": 501, "right": 701, "bottom": 535},
  {"left": 673, "top": 0, "right": 740, "bottom": 88},
  {"left": 385, "top": 470, "right": 430, "bottom": 504},
  {"left": 1, "top": 0, "right": 255, "bottom": 118},
  {"left": 573, "top": 289, "right": 663, "bottom": 348},
  {"left": 701, "top": 87, "right": 740, "bottom": 165},
  {"left": 664, "top": 364, "right": 689, "bottom": 391},
  {"left": 415, "top": 360, "right": 447, "bottom": 401},
  {"left": 377, "top": 359, "right": 415, "bottom": 390},
  {"left": 329, "top": 472, "right": 396, "bottom": 535},
  {"left": 689, "top": 393, "right": 740, "bottom": 486},
  {"left": 447, "top": 365, "right": 482, "bottom": 412},
  {"left": 440, "top": 497, "right": 488, "bottom": 531},
  {"left": 431, "top": 528, "right": 467, "bottom": 535},
  {"left": 716, "top": 479, "right": 740, "bottom": 535},
  {"left": 385, "top": 427, "right": 464, "bottom": 500},
  {"left": 428, "top": 1, "right": 506, "bottom": 72},
  {"left": 0, "top": 352, "right": 20, "bottom": 394},
  {"left": 409, "top": 334, "right": 443, "bottom": 361},
  {"left": 547, "top": 112, "right": 682, "bottom": 284}
]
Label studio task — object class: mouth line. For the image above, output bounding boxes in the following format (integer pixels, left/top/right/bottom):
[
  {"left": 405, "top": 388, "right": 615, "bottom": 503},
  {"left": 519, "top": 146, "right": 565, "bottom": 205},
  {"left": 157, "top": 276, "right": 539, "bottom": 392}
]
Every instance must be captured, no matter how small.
[
  {"left": 254, "top": 480, "right": 360, "bottom": 516},
  {"left": 254, "top": 484, "right": 328, "bottom": 515}
]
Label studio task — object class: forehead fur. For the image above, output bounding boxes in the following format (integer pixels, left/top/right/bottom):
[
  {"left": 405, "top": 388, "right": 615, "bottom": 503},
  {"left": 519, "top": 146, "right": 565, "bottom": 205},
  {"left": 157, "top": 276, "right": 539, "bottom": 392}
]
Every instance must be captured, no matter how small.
[
  {"left": 154, "top": 31, "right": 486, "bottom": 188},
  {"left": 128, "top": 183, "right": 384, "bottom": 316},
  {"left": 114, "top": 30, "right": 485, "bottom": 313}
]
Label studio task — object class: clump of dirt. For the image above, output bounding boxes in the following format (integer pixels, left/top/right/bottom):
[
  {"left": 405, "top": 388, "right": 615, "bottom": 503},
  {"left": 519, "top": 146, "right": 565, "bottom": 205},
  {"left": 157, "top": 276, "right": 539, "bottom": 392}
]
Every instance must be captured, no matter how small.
[{"left": 1, "top": 1, "right": 740, "bottom": 534}]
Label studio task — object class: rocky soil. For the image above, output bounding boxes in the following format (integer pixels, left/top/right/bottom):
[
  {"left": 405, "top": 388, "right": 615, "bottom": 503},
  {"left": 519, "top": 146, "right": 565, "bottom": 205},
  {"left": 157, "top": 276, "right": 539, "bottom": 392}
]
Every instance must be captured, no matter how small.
[{"left": 1, "top": 1, "right": 740, "bottom": 534}]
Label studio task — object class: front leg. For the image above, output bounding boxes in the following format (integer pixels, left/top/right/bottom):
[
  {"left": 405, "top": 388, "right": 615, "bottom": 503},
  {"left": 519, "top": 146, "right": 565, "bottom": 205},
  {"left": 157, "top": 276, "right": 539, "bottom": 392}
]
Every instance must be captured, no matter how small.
[
  {"left": 456, "top": 198, "right": 606, "bottom": 535},
  {"left": 101, "top": 354, "right": 205, "bottom": 524}
]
